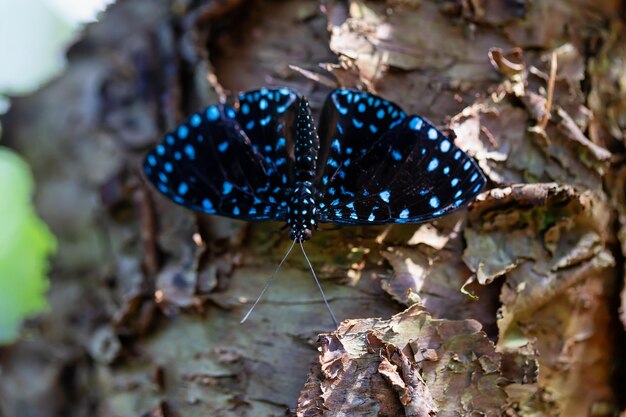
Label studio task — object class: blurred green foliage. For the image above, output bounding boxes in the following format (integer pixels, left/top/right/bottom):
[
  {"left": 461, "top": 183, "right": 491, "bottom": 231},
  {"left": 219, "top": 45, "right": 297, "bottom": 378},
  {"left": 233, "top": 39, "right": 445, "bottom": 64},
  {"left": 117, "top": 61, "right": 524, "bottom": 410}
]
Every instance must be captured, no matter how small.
[{"left": 0, "top": 147, "right": 56, "bottom": 344}]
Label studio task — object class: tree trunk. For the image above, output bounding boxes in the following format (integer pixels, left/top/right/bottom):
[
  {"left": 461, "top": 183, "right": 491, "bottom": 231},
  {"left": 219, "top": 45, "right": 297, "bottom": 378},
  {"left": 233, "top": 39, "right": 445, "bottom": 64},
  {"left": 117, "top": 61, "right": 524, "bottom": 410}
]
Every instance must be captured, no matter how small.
[{"left": 1, "top": 0, "right": 625, "bottom": 416}]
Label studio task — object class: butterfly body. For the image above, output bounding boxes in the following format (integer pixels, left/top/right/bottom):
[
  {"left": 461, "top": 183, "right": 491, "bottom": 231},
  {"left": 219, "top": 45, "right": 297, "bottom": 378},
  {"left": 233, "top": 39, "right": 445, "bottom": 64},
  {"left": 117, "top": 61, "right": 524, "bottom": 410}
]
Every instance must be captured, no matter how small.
[
  {"left": 286, "top": 98, "right": 321, "bottom": 241},
  {"left": 143, "top": 88, "right": 486, "bottom": 241}
]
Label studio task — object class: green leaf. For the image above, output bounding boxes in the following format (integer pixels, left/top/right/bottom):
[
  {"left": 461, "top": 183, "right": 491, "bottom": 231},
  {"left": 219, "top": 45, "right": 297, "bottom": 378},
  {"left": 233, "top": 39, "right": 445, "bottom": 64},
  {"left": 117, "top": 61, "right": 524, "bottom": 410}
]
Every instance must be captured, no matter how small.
[{"left": 0, "top": 147, "right": 56, "bottom": 344}]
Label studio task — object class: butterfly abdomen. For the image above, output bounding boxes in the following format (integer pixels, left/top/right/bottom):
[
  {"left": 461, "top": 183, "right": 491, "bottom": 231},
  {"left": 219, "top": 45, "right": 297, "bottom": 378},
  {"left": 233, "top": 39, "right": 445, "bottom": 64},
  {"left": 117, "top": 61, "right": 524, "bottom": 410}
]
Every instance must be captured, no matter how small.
[
  {"left": 287, "top": 181, "right": 317, "bottom": 241},
  {"left": 294, "top": 97, "right": 319, "bottom": 181}
]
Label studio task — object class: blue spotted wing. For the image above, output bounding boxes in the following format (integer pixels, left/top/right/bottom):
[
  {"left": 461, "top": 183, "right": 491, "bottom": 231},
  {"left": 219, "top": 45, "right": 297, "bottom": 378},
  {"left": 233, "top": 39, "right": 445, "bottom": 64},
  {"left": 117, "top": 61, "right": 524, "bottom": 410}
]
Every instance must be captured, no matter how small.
[
  {"left": 315, "top": 89, "right": 406, "bottom": 192},
  {"left": 236, "top": 88, "right": 300, "bottom": 185},
  {"left": 143, "top": 95, "right": 298, "bottom": 220},
  {"left": 316, "top": 108, "right": 485, "bottom": 224}
]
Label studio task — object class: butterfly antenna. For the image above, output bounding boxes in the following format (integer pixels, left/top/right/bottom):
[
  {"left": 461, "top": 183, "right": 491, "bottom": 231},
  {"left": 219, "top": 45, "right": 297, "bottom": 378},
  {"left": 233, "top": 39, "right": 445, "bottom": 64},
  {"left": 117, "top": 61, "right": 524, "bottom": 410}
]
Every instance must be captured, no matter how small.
[
  {"left": 299, "top": 241, "right": 339, "bottom": 328},
  {"left": 240, "top": 238, "right": 297, "bottom": 324}
]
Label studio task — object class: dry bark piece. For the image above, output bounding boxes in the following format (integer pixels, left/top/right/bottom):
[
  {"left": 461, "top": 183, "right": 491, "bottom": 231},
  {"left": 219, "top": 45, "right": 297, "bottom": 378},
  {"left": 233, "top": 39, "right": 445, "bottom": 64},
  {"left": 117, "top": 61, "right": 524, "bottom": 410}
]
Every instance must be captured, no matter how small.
[
  {"left": 381, "top": 247, "right": 430, "bottom": 306},
  {"left": 588, "top": 21, "right": 626, "bottom": 146},
  {"left": 297, "top": 366, "right": 326, "bottom": 417},
  {"left": 488, "top": 47, "right": 526, "bottom": 77},
  {"left": 606, "top": 165, "right": 626, "bottom": 331},
  {"left": 480, "top": 44, "right": 610, "bottom": 190},
  {"left": 615, "top": 170, "right": 626, "bottom": 331},
  {"left": 376, "top": 339, "right": 438, "bottom": 417},
  {"left": 450, "top": 99, "right": 537, "bottom": 185},
  {"left": 464, "top": 183, "right": 618, "bottom": 416},
  {"left": 452, "top": 87, "right": 607, "bottom": 192},
  {"left": 488, "top": 47, "right": 527, "bottom": 97},
  {"left": 322, "top": 0, "right": 511, "bottom": 119},
  {"left": 211, "top": 0, "right": 336, "bottom": 99},
  {"left": 297, "top": 305, "right": 507, "bottom": 416}
]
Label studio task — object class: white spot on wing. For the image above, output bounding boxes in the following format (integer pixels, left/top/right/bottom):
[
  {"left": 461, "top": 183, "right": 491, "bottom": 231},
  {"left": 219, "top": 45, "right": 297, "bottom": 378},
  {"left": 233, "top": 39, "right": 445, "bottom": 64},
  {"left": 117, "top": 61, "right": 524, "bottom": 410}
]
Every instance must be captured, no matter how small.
[
  {"left": 428, "top": 128, "right": 438, "bottom": 140},
  {"left": 409, "top": 117, "right": 423, "bottom": 130}
]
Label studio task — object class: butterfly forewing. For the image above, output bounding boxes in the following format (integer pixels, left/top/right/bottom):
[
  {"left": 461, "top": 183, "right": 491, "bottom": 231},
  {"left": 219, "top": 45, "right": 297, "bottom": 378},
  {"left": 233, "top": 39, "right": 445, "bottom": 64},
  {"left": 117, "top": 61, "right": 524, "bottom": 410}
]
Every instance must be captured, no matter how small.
[
  {"left": 316, "top": 115, "right": 486, "bottom": 224},
  {"left": 143, "top": 104, "right": 289, "bottom": 220},
  {"left": 315, "top": 89, "right": 406, "bottom": 190},
  {"left": 236, "top": 88, "right": 300, "bottom": 186}
]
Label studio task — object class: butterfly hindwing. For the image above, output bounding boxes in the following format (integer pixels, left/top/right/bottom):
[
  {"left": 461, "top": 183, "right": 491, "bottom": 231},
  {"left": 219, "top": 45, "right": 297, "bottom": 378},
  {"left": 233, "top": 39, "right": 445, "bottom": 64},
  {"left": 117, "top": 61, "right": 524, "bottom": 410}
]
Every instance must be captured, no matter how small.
[
  {"left": 143, "top": 104, "right": 289, "bottom": 220},
  {"left": 316, "top": 115, "right": 486, "bottom": 225},
  {"left": 315, "top": 89, "right": 406, "bottom": 190}
]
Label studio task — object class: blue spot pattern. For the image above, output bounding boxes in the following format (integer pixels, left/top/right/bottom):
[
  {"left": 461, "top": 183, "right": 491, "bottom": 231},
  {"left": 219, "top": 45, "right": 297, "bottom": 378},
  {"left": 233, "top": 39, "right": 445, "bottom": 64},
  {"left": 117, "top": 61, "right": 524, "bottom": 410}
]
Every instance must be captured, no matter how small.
[
  {"left": 314, "top": 89, "right": 485, "bottom": 226},
  {"left": 143, "top": 88, "right": 486, "bottom": 240}
]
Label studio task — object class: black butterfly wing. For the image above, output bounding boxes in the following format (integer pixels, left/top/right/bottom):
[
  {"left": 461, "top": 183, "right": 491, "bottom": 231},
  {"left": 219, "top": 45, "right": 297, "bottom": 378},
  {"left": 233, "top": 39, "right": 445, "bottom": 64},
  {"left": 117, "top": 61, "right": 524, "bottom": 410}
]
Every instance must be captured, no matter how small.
[
  {"left": 143, "top": 104, "right": 289, "bottom": 220},
  {"left": 236, "top": 88, "right": 300, "bottom": 185},
  {"left": 315, "top": 89, "right": 406, "bottom": 190},
  {"left": 316, "top": 116, "right": 486, "bottom": 224}
]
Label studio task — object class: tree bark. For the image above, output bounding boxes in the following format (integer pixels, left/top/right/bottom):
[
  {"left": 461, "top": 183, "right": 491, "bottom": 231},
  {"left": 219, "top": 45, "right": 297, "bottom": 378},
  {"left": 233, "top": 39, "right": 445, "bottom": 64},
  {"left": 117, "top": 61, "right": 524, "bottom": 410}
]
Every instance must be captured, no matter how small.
[{"left": 1, "top": 0, "right": 625, "bottom": 416}]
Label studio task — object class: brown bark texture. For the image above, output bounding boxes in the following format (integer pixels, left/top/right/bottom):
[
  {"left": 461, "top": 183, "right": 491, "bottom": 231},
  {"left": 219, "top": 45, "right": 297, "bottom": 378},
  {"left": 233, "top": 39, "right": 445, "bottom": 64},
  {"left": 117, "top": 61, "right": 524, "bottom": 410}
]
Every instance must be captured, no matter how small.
[{"left": 1, "top": 0, "right": 626, "bottom": 416}]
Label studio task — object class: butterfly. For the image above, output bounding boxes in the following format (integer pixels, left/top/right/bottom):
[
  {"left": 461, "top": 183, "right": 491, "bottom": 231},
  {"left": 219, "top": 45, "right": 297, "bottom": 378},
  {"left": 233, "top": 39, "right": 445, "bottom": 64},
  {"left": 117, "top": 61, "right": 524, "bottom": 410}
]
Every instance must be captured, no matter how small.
[{"left": 143, "top": 87, "right": 486, "bottom": 326}]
